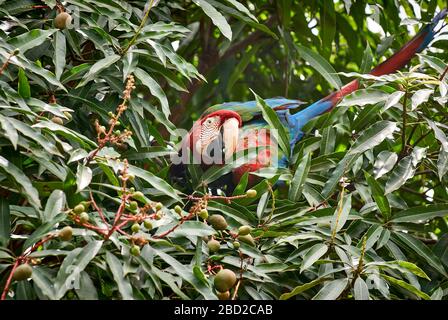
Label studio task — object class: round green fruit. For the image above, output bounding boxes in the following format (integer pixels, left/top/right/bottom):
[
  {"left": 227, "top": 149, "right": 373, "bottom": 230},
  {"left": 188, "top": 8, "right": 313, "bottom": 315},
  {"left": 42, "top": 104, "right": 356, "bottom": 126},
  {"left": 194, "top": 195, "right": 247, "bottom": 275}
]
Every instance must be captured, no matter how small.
[
  {"left": 54, "top": 12, "right": 72, "bottom": 29},
  {"left": 51, "top": 117, "right": 64, "bottom": 125},
  {"left": 217, "top": 291, "right": 230, "bottom": 300},
  {"left": 214, "top": 269, "right": 237, "bottom": 293},
  {"left": 131, "top": 223, "right": 140, "bottom": 233},
  {"left": 155, "top": 202, "right": 163, "bottom": 211},
  {"left": 73, "top": 204, "right": 85, "bottom": 214},
  {"left": 58, "top": 226, "right": 73, "bottom": 241},
  {"left": 233, "top": 241, "right": 240, "bottom": 249},
  {"left": 237, "top": 234, "right": 255, "bottom": 246},
  {"left": 130, "top": 245, "right": 140, "bottom": 257},
  {"left": 199, "top": 209, "right": 209, "bottom": 220},
  {"left": 144, "top": 219, "right": 153, "bottom": 230},
  {"left": 174, "top": 205, "right": 182, "bottom": 214},
  {"left": 208, "top": 215, "right": 228, "bottom": 230},
  {"left": 245, "top": 189, "right": 257, "bottom": 198},
  {"left": 238, "top": 225, "right": 251, "bottom": 236},
  {"left": 13, "top": 263, "right": 33, "bottom": 281},
  {"left": 207, "top": 239, "right": 220, "bottom": 253},
  {"left": 79, "top": 212, "right": 89, "bottom": 223},
  {"left": 129, "top": 201, "right": 138, "bottom": 211}
]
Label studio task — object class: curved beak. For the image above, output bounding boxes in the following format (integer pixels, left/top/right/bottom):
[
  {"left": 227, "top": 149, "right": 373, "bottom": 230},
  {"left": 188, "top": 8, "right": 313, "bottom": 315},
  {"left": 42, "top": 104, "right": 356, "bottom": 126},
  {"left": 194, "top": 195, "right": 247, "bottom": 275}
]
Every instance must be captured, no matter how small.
[{"left": 222, "top": 118, "right": 240, "bottom": 160}]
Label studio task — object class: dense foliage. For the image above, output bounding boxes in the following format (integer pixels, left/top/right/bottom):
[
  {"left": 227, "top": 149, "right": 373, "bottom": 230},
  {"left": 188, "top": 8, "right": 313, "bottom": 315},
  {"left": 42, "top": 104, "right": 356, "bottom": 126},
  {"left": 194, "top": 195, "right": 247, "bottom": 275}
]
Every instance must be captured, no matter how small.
[{"left": 1, "top": 0, "right": 448, "bottom": 300}]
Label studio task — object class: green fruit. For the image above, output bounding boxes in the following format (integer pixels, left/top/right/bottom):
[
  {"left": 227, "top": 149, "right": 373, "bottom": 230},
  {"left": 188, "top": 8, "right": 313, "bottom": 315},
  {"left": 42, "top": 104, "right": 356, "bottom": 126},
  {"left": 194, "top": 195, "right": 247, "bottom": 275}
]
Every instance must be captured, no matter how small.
[
  {"left": 129, "top": 201, "right": 138, "bottom": 211},
  {"left": 238, "top": 234, "right": 255, "bottom": 246},
  {"left": 245, "top": 189, "right": 257, "bottom": 198},
  {"left": 233, "top": 241, "right": 240, "bottom": 249},
  {"left": 127, "top": 174, "right": 135, "bottom": 182},
  {"left": 217, "top": 291, "right": 230, "bottom": 300},
  {"left": 199, "top": 208, "right": 209, "bottom": 220},
  {"left": 130, "top": 245, "right": 140, "bottom": 257},
  {"left": 51, "top": 117, "right": 64, "bottom": 125},
  {"left": 58, "top": 226, "right": 73, "bottom": 241},
  {"left": 63, "top": 111, "right": 72, "bottom": 120},
  {"left": 207, "top": 239, "right": 220, "bottom": 253},
  {"left": 13, "top": 48, "right": 20, "bottom": 55},
  {"left": 155, "top": 212, "right": 162, "bottom": 220},
  {"left": 238, "top": 225, "right": 251, "bottom": 236},
  {"left": 132, "top": 191, "right": 145, "bottom": 202},
  {"left": 79, "top": 212, "right": 89, "bottom": 223},
  {"left": 155, "top": 202, "right": 163, "bottom": 211},
  {"left": 73, "top": 204, "right": 85, "bottom": 214},
  {"left": 131, "top": 223, "right": 140, "bottom": 233},
  {"left": 13, "top": 263, "right": 33, "bottom": 281},
  {"left": 208, "top": 215, "right": 228, "bottom": 230},
  {"left": 144, "top": 219, "right": 153, "bottom": 230},
  {"left": 214, "top": 269, "right": 237, "bottom": 293},
  {"left": 174, "top": 205, "right": 182, "bottom": 214},
  {"left": 54, "top": 12, "right": 72, "bottom": 29}
]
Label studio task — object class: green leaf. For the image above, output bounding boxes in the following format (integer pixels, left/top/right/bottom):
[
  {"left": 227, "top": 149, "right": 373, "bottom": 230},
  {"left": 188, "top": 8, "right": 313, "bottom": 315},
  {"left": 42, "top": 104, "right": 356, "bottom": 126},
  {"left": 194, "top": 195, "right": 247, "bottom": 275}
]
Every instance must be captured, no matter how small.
[
  {"left": 0, "top": 155, "right": 41, "bottom": 210},
  {"left": 437, "top": 148, "right": 448, "bottom": 180},
  {"left": 339, "top": 89, "right": 389, "bottom": 107},
  {"left": 0, "top": 115, "right": 18, "bottom": 150},
  {"left": 330, "top": 193, "right": 352, "bottom": 233},
  {"left": 353, "top": 277, "right": 369, "bottom": 300},
  {"left": 0, "top": 198, "right": 10, "bottom": 247},
  {"left": 77, "top": 54, "right": 120, "bottom": 87},
  {"left": 151, "top": 247, "right": 216, "bottom": 300},
  {"left": 17, "top": 68, "right": 31, "bottom": 99},
  {"left": 279, "top": 277, "right": 328, "bottom": 300},
  {"left": 395, "top": 260, "right": 431, "bottom": 280},
  {"left": 53, "top": 31, "right": 66, "bottom": 80},
  {"left": 167, "top": 221, "right": 216, "bottom": 238},
  {"left": 348, "top": 121, "right": 397, "bottom": 155},
  {"left": 381, "top": 274, "right": 430, "bottom": 300},
  {"left": 300, "top": 243, "right": 328, "bottom": 273},
  {"left": 365, "top": 171, "right": 390, "bottom": 220},
  {"left": 8, "top": 29, "right": 57, "bottom": 53},
  {"left": 360, "top": 42, "right": 373, "bottom": 73},
  {"left": 76, "top": 163, "right": 92, "bottom": 193},
  {"left": 193, "top": 0, "right": 232, "bottom": 40},
  {"left": 289, "top": 153, "right": 311, "bottom": 201},
  {"left": 105, "top": 251, "right": 134, "bottom": 300},
  {"left": 42, "top": 190, "right": 65, "bottom": 223},
  {"left": 253, "top": 91, "right": 290, "bottom": 158},
  {"left": 373, "top": 151, "right": 398, "bottom": 179},
  {"left": 392, "top": 232, "right": 448, "bottom": 277},
  {"left": 54, "top": 240, "right": 103, "bottom": 299},
  {"left": 295, "top": 43, "right": 341, "bottom": 89},
  {"left": 131, "top": 170, "right": 181, "bottom": 202},
  {"left": 391, "top": 204, "right": 448, "bottom": 223},
  {"left": 385, "top": 156, "right": 415, "bottom": 194},
  {"left": 312, "top": 278, "right": 349, "bottom": 300},
  {"left": 134, "top": 67, "right": 170, "bottom": 118}
]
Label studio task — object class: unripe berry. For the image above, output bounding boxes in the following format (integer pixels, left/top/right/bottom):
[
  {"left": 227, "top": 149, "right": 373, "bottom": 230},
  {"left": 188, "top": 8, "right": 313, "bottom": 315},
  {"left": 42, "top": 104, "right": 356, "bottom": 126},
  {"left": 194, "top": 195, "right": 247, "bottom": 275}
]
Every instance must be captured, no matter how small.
[
  {"left": 73, "top": 204, "right": 85, "bottom": 214},
  {"left": 54, "top": 12, "right": 72, "bottom": 29},
  {"left": 58, "top": 226, "right": 73, "bottom": 241},
  {"left": 217, "top": 291, "right": 230, "bottom": 300},
  {"left": 79, "top": 212, "right": 89, "bottom": 223},
  {"left": 131, "top": 223, "right": 140, "bottom": 233},
  {"left": 174, "top": 205, "right": 182, "bottom": 214},
  {"left": 238, "top": 225, "right": 251, "bottom": 236},
  {"left": 51, "top": 117, "right": 64, "bottom": 125},
  {"left": 13, "top": 263, "right": 33, "bottom": 281},
  {"left": 155, "top": 212, "right": 162, "bottom": 220},
  {"left": 246, "top": 189, "right": 257, "bottom": 198},
  {"left": 130, "top": 245, "right": 140, "bottom": 257},
  {"left": 233, "top": 241, "right": 240, "bottom": 249},
  {"left": 214, "top": 269, "right": 237, "bottom": 293},
  {"left": 155, "top": 202, "right": 163, "bottom": 211},
  {"left": 144, "top": 219, "right": 153, "bottom": 230},
  {"left": 199, "top": 208, "right": 208, "bottom": 220},
  {"left": 207, "top": 239, "right": 220, "bottom": 253},
  {"left": 129, "top": 201, "right": 138, "bottom": 211},
  {"left": 208, "top": 215, "right": 228, "bottom": 230}
]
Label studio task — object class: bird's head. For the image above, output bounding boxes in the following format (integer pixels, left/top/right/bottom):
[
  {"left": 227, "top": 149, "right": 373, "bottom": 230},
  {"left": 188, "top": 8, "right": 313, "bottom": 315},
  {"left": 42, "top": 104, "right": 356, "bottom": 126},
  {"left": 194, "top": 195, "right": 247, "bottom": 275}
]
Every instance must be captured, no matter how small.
[{"left": 188, "top": 110, "right": 242, "bottom": 164}]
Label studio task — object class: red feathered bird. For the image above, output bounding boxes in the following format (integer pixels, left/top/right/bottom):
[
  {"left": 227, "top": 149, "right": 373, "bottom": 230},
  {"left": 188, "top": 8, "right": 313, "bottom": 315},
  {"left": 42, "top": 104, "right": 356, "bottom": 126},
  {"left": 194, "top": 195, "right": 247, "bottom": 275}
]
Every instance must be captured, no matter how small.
[{"left": 171, "top": 10, "right": 447, "bottom": 192}]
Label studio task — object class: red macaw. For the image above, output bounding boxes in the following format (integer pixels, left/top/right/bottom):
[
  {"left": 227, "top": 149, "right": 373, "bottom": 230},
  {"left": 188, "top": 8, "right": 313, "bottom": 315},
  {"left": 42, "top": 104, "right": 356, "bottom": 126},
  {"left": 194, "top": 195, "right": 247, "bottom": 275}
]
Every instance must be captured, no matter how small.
[{"left": 171, "top": 10, "right": 447, "bottom": 192}]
